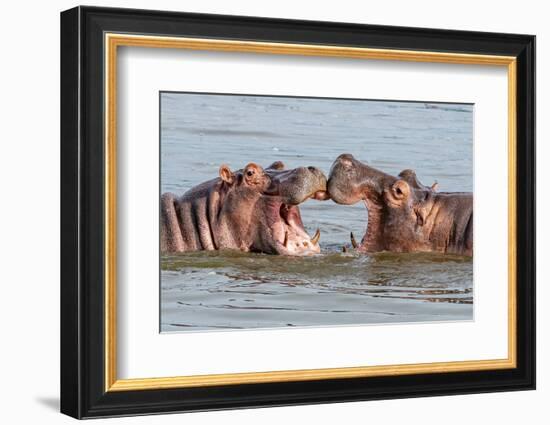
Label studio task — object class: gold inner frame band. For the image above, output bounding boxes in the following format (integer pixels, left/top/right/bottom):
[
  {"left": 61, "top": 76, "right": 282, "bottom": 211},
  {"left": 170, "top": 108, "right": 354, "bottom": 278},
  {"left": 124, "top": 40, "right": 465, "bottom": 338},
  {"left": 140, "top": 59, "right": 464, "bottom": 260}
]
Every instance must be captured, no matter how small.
[{"left": 104, "top": 33, "right": 517, "bottom": 392}]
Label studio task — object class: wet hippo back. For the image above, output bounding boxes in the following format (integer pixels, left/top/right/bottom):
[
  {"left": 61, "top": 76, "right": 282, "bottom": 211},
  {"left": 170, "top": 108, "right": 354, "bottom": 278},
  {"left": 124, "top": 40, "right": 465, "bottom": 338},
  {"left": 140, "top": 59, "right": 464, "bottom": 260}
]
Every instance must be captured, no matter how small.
[
  {"left": 161, "top": 179, "right": 220, "bottom": 252},
  {"left": 413, "top": 192, "right": 472, "bottom": 256}
]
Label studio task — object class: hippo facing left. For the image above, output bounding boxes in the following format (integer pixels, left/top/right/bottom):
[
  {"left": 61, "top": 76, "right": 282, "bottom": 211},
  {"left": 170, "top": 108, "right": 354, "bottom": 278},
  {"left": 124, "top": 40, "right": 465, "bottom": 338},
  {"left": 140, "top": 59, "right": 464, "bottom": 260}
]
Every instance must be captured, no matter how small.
[
  {"left": 161, "top": 161, "right": 329, "bottom": 256},
  {"left": 327, "top": 153, "right": 473, "bottom": 256}
]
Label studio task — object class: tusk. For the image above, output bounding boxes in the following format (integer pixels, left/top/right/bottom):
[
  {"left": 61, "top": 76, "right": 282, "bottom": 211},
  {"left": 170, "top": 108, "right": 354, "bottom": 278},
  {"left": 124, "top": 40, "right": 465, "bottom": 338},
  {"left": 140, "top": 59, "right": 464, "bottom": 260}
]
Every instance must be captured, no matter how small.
[
  {"left": 350, "top": 232, "right": 358, "bottom": 249},
  {"left": 342, "top": 246, "right": 348, "bottom": 253},
  {"left": 431, "top": 181, "right": 439, "bottom": 191},
  {"left": 311, "top": 228, "right": 321, "bottom": 245},
  {"left": 283, "top": 231, "right": 289, "bottom": 247}
]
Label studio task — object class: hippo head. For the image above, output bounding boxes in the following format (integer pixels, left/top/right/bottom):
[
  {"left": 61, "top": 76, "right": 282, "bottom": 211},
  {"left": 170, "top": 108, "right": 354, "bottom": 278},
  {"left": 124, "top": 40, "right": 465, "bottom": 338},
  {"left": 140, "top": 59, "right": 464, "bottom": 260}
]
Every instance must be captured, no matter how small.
[
  {"left": 215, "top": 161, "right": 328, "bottom": 255},
  {"left": 327, "top": 153, "right": 439, "bottom": 253}
]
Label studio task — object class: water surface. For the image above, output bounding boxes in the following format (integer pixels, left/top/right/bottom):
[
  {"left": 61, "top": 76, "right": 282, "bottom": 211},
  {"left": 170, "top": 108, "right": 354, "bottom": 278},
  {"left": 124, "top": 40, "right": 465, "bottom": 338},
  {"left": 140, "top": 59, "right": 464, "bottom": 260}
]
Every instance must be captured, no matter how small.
[{"left": 160, "top": 92, "right": 473, "bottom": 332}]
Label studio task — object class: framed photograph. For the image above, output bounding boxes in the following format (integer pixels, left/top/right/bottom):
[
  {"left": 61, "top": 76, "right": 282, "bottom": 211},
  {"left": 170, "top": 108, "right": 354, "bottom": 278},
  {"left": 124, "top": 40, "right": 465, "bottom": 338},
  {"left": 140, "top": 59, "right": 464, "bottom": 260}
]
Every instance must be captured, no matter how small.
[{"left": 60, "top": 6, "right": 535, "bottom": 419}]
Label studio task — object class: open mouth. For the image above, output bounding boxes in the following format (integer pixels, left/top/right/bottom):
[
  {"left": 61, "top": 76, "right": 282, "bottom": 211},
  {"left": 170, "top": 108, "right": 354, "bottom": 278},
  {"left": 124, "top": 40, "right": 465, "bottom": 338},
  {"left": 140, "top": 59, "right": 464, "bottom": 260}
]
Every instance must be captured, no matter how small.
[
  {"left": 351, "top": 198, "right": 384, "bottom": 252},
  {"left": 278, "top": 203, "right": 321, "bottom": 255},
  {"left": 328, "top": 183, "right": 385, "bottom": 253},
  {"left": 267, "top": 194, "right": 324, "bottom": 256}
]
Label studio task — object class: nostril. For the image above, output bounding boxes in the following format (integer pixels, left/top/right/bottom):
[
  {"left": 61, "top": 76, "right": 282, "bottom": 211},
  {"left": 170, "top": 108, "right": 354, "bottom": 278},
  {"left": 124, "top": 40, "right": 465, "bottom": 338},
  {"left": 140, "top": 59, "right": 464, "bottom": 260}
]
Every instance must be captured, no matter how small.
[{"left": 307, "top": 166, "right": 316, "bottom": 172}]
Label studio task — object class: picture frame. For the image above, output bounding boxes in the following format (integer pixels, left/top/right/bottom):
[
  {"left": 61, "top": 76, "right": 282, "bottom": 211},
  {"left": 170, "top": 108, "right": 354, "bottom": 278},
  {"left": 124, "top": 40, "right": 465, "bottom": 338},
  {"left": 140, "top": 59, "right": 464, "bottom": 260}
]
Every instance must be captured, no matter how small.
[{"left": 60, "top": 5, "right": 535, "bottom": 419}]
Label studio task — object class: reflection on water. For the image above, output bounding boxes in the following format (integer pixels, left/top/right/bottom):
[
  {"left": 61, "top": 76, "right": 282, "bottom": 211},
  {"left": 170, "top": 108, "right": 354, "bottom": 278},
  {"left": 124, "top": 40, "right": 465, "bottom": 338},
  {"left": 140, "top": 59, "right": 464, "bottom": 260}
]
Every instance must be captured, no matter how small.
[
  {"left": 161, "top": 250, "right": 472, "bottom": 332},
  {"left": 160, "top": 93, "right": 474, "bottom": 332}
]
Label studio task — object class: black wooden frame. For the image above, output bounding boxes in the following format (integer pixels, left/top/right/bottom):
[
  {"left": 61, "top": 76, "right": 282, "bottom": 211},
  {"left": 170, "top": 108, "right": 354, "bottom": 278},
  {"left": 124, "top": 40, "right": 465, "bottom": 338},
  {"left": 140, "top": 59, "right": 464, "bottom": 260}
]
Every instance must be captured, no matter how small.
[{"left": 60, "top": 6, "right": 536, "bottom": 419}]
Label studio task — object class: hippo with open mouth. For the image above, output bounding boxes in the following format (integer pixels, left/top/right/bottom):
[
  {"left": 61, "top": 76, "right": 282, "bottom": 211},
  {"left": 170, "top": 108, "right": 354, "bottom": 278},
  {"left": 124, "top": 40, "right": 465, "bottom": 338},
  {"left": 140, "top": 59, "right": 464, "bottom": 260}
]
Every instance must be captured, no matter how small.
[
  {"left": 328, "top": 153, "right": 473, "bottom": 256},
  {"left": 161, "top": 161, "right": 328, "bottom": 255}
]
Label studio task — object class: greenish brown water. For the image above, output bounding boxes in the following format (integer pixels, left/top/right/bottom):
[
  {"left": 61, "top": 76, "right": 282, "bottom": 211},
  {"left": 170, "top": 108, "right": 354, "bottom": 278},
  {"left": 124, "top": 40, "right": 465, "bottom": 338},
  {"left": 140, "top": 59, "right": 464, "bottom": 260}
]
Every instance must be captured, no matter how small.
[
  {"left": 161, "top": 250, "right": 472, "bottom": 331},
  {"left": 160, "top": 92, "right": 473, "bottom": 332}
]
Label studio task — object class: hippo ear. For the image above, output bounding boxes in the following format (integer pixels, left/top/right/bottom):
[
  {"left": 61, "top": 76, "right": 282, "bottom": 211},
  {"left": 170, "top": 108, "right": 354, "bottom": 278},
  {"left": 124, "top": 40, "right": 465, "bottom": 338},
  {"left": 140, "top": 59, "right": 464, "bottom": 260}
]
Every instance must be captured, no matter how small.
[
  {"left": 390, "top": 179, "right": 410, "bottom": 201},
  {"left": 267, "top": 161, "right": 285, "bottom": 170},
  {"left": 219, "top": 164, "right": 235, "bottom": 184},
  {"left": 398, "top": 169, "right": 416, "bottom": 180},
  {"left": 398, "top": 169, "right": 425, "bottom": 190}
]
